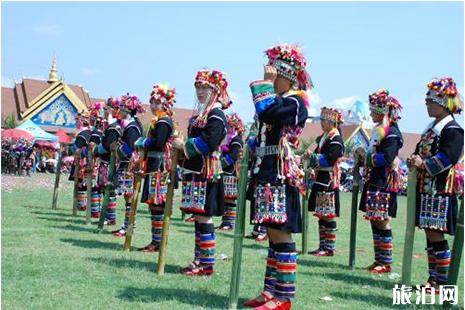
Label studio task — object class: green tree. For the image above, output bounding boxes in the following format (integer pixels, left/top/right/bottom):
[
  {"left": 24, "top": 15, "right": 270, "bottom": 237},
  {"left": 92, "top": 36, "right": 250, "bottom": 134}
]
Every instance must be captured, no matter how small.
[{"left": 1, "top": 113, "right": 17, "bottom": 129}]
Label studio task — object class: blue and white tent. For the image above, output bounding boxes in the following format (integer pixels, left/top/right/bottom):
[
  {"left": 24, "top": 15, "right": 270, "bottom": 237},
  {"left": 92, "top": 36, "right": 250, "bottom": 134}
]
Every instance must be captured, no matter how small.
[{"left": 16, "top": 120, "right": 58, "bottom": 142}]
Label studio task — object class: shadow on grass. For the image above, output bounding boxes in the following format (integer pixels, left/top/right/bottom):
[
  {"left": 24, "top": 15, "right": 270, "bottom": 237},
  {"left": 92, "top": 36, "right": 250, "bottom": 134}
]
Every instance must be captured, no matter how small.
[
  {"left": 23, "top": 205, "right": 73, "bottom": 212},
  {"left": 36, "top": 216, "right": 86, "bottom": 225},
  {"left": 300, "top": 270, "right": 395, "bottom": 290},
  {"left": 117, "top": 286, "right": 228, "bottom": 308},
  {"left": 60, "top": 238, "right": 122, "bottom": 250},
  {"left": 30, "top": 210, "right": 73, "bottom": 217},
  {"left": 330, "top": 291, "right": 393, "bottom": 307},
  {"left": 50, "top": 224, "right": 96, "bottom": 233},
  {"left": 87, "top": 257, "right": 181, "bottom": 274},
  {"left": 298, "top": 258, "right": 351, "bottom": 270}
]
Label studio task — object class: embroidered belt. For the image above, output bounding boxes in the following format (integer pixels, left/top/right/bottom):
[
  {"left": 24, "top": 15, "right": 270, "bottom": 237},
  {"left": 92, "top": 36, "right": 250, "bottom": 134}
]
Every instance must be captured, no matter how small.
[{"left": 255, "top": 145, "right": 279, "bottom": 157}]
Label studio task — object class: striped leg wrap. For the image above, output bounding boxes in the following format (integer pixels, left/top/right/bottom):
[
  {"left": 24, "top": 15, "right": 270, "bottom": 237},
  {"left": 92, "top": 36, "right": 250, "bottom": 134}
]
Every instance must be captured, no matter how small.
[
  {"left": 120, "top": 202, "right": 132, "bottom": 231},
  {"left": 198, "top": 223, "right": 215, "bottom": 268},
  {"left": 426, "top": 239, "right": 437, "bottom": 282},
  {"left": 77, "top": 187, "right": 87, "bottom": 211},
  {"left": 105, "top": 192, "right": 117, "bottom": 222},
  {"left": 324, "top": 221, "right": 337, "bottom": 252},
  {"left": 194, "top": 222, "right": 201, "bottom": 262},
  {"left": 378, "top": 229, "right": 393, "bottom": 266},
  {"left": 274, "top": 242, "right": 297, "bottom": 300},
  {"left": 432, "top": 240, "right": 451, "bottom": 285},
  {"left": 151, "top": 208, "right": 164, "bottom": 245},
  {"left": 221, "top": 202, "right": 237, "bottom": 228},
  {"left": 371, "top": 224, "right": 381, "bottom": 264},
  {"left": 90, "top": 188, "right": 101, "bottom": 218},
  {"left": 317, "top": 220, "right": 326, "bottom": 251},
  {"left": 264, "top": 242, "right": 277, "bottom": 294}
]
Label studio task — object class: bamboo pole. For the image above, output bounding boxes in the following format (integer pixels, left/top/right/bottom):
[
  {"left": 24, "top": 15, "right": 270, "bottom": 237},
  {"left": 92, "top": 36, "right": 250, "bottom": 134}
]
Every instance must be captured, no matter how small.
[
  {"left": 96, "top": 150, "right": 117, "bottom": 232},
  {"left": 156, "top": 150, "right": 180, "bottom": 275},
  {"left": 72, "top": 151, "right": 81, "bottom": 216},
  {"left": 301, "top": 163, "right": 310, "bottom": 255},
  {"left": 349, "top": 163, "right": 360, "bottom": 269},
  {"left": 228, "top": 146, "right": 250, "bottom": 310},
  {"left": 51, "top": 144, "right": 63, "bottom": 210},
  {"left": 443, "top": 198, "right": 464, "bottom": 309},
  {"left": 85, "top": 146, "right": 94, "bottom": 225},
  {"left": 123, "top": 150, "right": 145, "bottom": 252},
  {"left": 401, "top": 168, "right": 417, "bottom": 285}
]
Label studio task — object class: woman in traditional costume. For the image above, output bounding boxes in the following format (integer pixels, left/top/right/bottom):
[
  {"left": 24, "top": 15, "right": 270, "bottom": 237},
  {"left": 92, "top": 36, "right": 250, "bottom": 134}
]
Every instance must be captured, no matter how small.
[
  {"left": 408, "top": 77, "right": 463, "bottom": 291},
  {"left": 244, "top": 43, "right": 311, "bottom": 310}
]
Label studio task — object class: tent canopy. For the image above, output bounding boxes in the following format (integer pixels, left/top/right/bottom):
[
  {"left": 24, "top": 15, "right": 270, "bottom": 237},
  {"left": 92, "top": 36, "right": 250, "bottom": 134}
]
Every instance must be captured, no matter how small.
[{"left": 16, "top": 120, "right": 58, "bottom": 142}]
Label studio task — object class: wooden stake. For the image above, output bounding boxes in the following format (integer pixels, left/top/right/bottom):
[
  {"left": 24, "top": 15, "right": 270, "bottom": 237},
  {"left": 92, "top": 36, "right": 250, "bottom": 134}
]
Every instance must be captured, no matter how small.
[
  {"left": 123, "top": 150, "right": 145, "bottom": 252},
  {"left": 301, "top": 164, "right": 310, "bottom": 255},
  {"left": 443, "top": 198, "right": 464, "bottom": 309},
  {"left": 401, "top": 168, "right": 417, "bottom": 285},
  {"left": 349, "top": 163, "right": 360, "bottom": 269},
  {"left": 52, "top": 144, "right": 63, "bottom": 210},
  {"left": 96, "top": 150, "right": 117, "bottom": 232},
  {"left": 72, "top": 151, "right": 80, "bottom": 216},
  {"left": 228, "top": 146, "right": 250, "bottom": 310},
  {"left": 85, "top": 147, "right": 94, "bottom": 225},
  {"left": 156, "top": 150, "right": 179, "bottom": 275}
]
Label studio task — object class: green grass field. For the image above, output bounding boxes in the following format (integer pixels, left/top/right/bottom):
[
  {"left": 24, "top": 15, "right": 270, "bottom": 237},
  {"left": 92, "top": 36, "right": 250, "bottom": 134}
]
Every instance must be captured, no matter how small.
[{"left": 2, "top": 174, "right": 463, "bottom": 309}]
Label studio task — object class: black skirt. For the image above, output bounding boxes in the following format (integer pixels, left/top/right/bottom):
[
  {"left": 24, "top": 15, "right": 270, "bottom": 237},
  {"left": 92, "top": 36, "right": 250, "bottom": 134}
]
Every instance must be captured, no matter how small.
[
  {"left": 359, "top": 183, "right": 398, "bottom": 218},
  {"left": 415, "top": 193, "right": 458, "bottom": 236},
  {"left": 247, "top": 180, "right": 302, "bottom": 233},
  {"left": 308, "top": 183, "right": 340, "bottom": 217},
  {"left": 180, "top": 173, "right": 224, "bottom": 217}
]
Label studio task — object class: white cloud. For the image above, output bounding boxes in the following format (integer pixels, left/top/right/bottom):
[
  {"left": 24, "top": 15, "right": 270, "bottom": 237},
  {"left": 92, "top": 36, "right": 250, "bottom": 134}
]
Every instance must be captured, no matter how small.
[
  {"left": 33, "top": 24, "right": 63, "bottom": 36},
  {"left": 80, "top": 67, "right": 99, "bottom": 76},
  {"left": 1, "top": 76, "right": 15, "bottom": 87},
  {"left": 228, "top": 89, "right": 253, "bottom": 123},
  {"left": 307, "top": 91, "right": 322, "bottom": 117},
  {"left": 329, "top": 96, "right": 360, "bottom": 110}
]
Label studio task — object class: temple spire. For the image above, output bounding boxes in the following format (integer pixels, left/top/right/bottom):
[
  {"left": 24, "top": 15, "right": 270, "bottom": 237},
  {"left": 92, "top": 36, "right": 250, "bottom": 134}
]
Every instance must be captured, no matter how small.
[{"left": 48, "top": 54, "right": 58, "bottom": 82}]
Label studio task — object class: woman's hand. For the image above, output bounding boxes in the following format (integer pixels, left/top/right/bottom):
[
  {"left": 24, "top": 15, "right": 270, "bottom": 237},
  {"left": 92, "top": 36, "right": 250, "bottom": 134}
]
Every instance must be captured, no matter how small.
[
  {"left": 407, "top": 154, "right": 423, "bottom": 169},
  {"left": 264, "top": 65, "right": 277, "bottom": 83},
  {"left": 172, "top": 137, "right": 185, "bottom": 150}
]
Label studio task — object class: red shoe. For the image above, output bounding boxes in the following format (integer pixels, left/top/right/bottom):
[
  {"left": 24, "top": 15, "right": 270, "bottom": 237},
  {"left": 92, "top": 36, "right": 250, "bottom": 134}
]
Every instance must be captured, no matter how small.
[
  {"left": 255, "top": 234, "right": 268, "bottom": 243},
  {"left": 254, "top": 298, "right": 292, "bottom": 310},
  {"left": 369, "top": 264, "right": 392, "bottom": 274},
  {"left": 104, "top": 220, "right": 116, "bottom": 226},
  {"left": 365, "top": 262, "right": 378, "bottom": 271},
  {"left": 181, "top": 265, "right": 214, "bottom": 276},
  {"left": 185, "top": 216, "right": 195, "bottom": 223},
  {"left": 91, "top": 213, "right": 100, "bottom": 219},
  {"left": 244, "top": 291, "right": 274, "bottom": 308},
  {"left": 77, "top": 206, "right": 87, "bottom": 211},
  {"left": 112, "top": 229, "right": 126, "bottom": 237},
  {"left": 137, "top": 244, "right": 159, "bottom": 252},
  {"left": 218, "top": 224, "right": 234, "bottom": 231},
  {"left": 310, "top": 250, "right": 334, "bottom": 257},
  {"left": 308, "top": 247, "right": 324, "bottom": 255}
]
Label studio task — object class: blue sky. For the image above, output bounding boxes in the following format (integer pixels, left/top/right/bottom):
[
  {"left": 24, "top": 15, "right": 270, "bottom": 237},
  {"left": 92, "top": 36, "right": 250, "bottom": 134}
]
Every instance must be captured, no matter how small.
[{"left": 2, "top": 1, "right": 463, "bottom": 133}]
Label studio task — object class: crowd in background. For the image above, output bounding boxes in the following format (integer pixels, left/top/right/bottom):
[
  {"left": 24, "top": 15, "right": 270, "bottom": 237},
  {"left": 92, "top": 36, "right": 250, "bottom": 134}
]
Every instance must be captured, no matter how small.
[{"left": 1, "top": 137, "right": 72, "bottom": 176}]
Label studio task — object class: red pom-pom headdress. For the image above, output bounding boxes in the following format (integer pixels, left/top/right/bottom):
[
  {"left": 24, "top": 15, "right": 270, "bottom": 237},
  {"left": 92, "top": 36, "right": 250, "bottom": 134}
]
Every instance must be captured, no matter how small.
[
  {"left": 265, "top": 43, "right": 313, "bottom": 91},
  {"left": 368, "top": 89, "right": 402, "bottom": 122},
  {"left": 226, "top": 113, "right": 244, "bottom": 135},
  {"left": 320, "top": 107, "right": 344, "bottom": 125},
  {"left": 426, "top": 77, "right": 463, "bottom": 114},
  {"left": 119, "top": 93, "right": 145, "bottom": 114},
  {"left": 150, "top": 84, "right": 176, "bottom": 114},
  {"left": 194, "top": 69, "right": 232, "bottom": 109}
]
